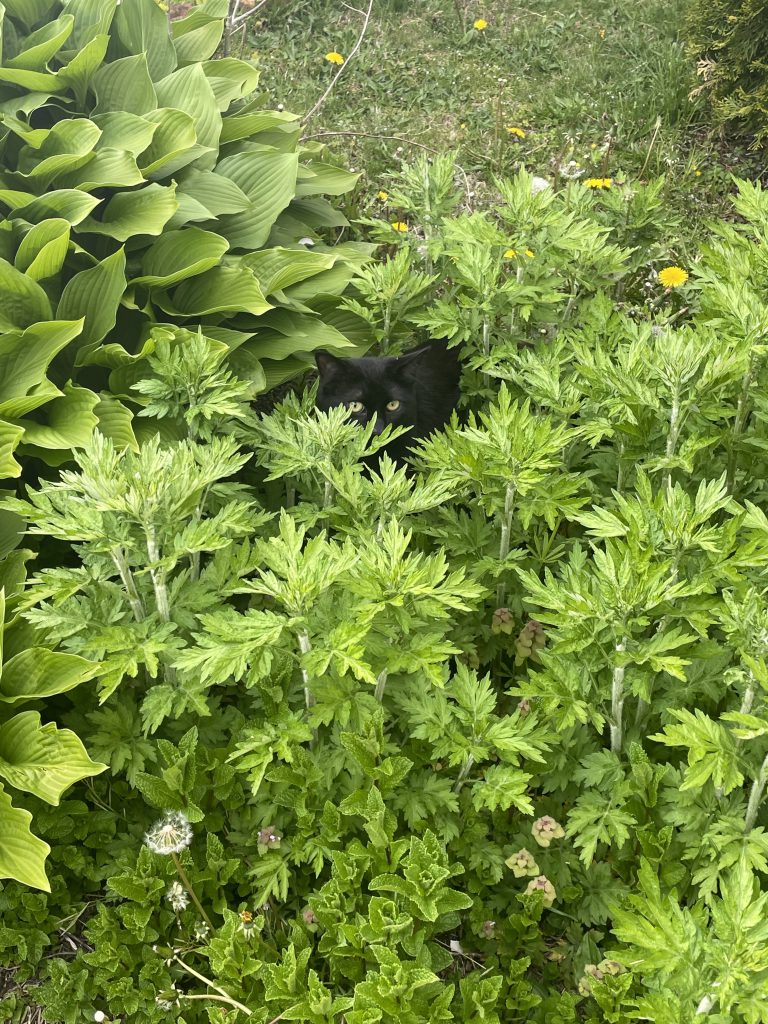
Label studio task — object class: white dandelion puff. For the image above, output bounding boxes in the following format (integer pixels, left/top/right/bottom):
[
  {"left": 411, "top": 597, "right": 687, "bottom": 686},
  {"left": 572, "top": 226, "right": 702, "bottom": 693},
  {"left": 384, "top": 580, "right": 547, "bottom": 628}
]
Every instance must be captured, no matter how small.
[
  {"left": 166, "top": 881, "right": 190, "bottom": 912},
  {"left": 144, "top": 812, "right": 193, "bottom": 855}
]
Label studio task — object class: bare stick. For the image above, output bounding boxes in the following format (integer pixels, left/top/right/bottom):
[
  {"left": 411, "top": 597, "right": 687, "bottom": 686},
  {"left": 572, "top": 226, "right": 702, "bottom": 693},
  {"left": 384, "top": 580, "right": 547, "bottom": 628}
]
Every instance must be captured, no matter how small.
[{"left": 302, "top": 0, "right": 374, "bottom": 125}]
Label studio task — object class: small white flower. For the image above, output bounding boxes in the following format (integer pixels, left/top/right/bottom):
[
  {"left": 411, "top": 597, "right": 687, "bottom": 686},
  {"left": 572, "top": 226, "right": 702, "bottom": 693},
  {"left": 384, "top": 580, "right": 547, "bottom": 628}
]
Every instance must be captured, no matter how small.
[
  {"left": 298, "top": 236, "right": 315, "bottom": 247},
  {"left": 93, "top": 1013, "right": 106, "bottom": 1023},
  {"left": 277, "top": 103, "right": 284, "bottom": 111},
  {"left": 531, "top": 176, "right": 551, "bottom": 194},
  {"left": 166, "top": 881, "right": 190, "bottom": 912},
  {"left": 144, "top": 812, "right": 193, "bottom": 855}
]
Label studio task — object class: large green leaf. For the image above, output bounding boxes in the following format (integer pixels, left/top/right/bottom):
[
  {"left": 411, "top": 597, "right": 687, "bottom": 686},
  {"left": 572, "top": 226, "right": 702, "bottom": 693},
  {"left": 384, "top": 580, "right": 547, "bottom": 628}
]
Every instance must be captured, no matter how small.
[
  {"left": 0, "top": 258, "right": 52, "bottom": 330},
  {"left": 0, "top": 379, "right": 62, "bottom": 420},
  {"left": 94, "top": 392, "right": 138, "bottom": 450},
  {"left": 242, "top": 310, "right": 356, "bottom": 360},
  {"left": 0, "top": 66, "right": 65, "bottom": 93},
  {"left": 0, "top": 510, "right": 23, "bottom": 559},
  {"left": 57, "top": 247, "right": 126, "bottom": 352},
  {"left": 114, "top": 0, "right": 177, "bottom": 81},
  {"left": 176, "top": 168, "right": 249, "bottom": 216},
  {"left": 93, "top": 110, "right": 157, "bottom": 156},
  {"left": 159, "top": 263, "right": 272, "bottom": 317},
  {"left": 0, "top": 785, "right": 50, "bottom": 891},
  {"left": 5, "top": 188, "right": 100, "bottom": 225},
  {"left": 16, "top": 119, "right": 100, "bottom": 185},
  {"left": 201, "top": 56, "right": 259, "bottom": 109},
  {"left": 0, "top": 648, "right": 100, "bottom": 705},
  {"left": 61, "top": 0, "right": 117, "bottom": 49},
  {"left": 243, "top": 247, "right": 336, "bottom": 295},
  {"left": 139, "top": 107, "right": 204, "bottom": 178},
  {"left": 132, "top": 226, "right": 229, "bottom": 287},
  {"left": 155, "top": 62, "right": 220, "bottom": 169},
  {"left": 3, "top": 0, "right": 56, "bottom": 28},
  {"left": 15, "top": 219, "right": 71, "bottom": 281},
  {"left": 57, "top": 33, "right": 110, "bottom": 105},
  {"left": 0, "top": 320, "right": 82, "bottom": 401},
  {"left": 171, "top": 1, "right": 223, "bottom": 65},
  {"left": 92, "top": 52, "right": 157, "bottom": 115},
  {"left": 220, "top": 109, "right": 299, "bottom": 145},
  {"left": 19, "top": 383, "right": 99, "bottom": 450},
  {"left": 6, "top": 14, "right": 74, "bottom": 70},
  {"left": 56, "top": 148, "right": 144, "bottom": 189},
  {"left": 216, "top": 148, "right": 299, "bottom": 249},
  {"left": 0, "top": 421, "right": 25, "bottom": 479},
  {"left": 80, "top": 182, "right": 177, "bottom": 240},
  {"left": 0, "top": 709, "right": 106, "bottom": 805},
  {"left": 295, "top": 160, "right": 360, "bottom": 197}
]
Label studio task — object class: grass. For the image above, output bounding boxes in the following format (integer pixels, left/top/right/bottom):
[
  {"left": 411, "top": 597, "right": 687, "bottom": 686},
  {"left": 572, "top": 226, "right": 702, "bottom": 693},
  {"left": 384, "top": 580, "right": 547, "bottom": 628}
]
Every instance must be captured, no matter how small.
[{"left": 241, "top": 0, "right": 762, "bottom": 255}]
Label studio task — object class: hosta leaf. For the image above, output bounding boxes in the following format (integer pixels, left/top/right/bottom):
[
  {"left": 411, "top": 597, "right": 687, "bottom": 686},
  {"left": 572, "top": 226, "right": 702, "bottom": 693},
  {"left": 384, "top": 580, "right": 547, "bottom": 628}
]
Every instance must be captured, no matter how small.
[
  {"left": 15, "top": 218, "right": 70, "bottom": 281},
  {"left": 6, "top": 14, "right": 74, "bottom": 70},
  {"left": 159, "top": 264, "right": 271, "bottom": 317},
  {"left": 155, "top": 62, "right": 221, "bottom": 170},
  {"left": 0, "top": 67, "right": 65, "bottom": 93},
  {"left": 176, "top": 168, "right": 250, "bottom": 216},
  {"left": 216, "top": 148, "right": 299, "bottom": 249},
  {"left": 92, "top": 52, "right": 157, "bottom": 115},
  {"left": 0, "top": 379, "right": 62, "bottom": 420},
  {"left": 132, "top": 227, "right": 229, "bottom": 287},
  {"left": 5, "top": 188, "right": 100, "bottom": 225},
  {"left": 244, "top": 309, "right": 355, "bottom": 359},
  {"left": 80, "top": 182, "right": 177, "bottom": 240},
  {"left": 57, "top": 33, "right": 110, "bottom": 105},
  {"left": 0, "top": 784, "right": 50, "bottom": 891},
  {"left": 56, "top": 148, "right": 144, "bottom": 189},
  {"left": 0, "top": 709, "right": 106, "bottom": 805},
  {"left": 243, "top": 247, "right": 335, "bottom": 295},
  {"left": 295, "top": 160, "right": 360, "bottom": 198},
  {"left": 62, "top": 0, "right": 117, "bottom": 48},
  {"left": 201, "top": 55, "right": 259, "bottom": 108},
  {"left": 19, "top": 383, "right": 99, "bottom": 450},
  {"left": 57, "top": 247, "right": 126, "bottom": 353},
  {"left": 94, "top": 392, "right": 138, "bottom": 450},
  {"left": 0, "top": 648, "right": 100, "bottom": 704},
  {"left": 0, "top": 320, "right": 82, "bottom": 401},
  {"left": 15, "top": 119, "right": 100, "bottom": 185},
  {"left": 220, "top": 110, "right": 299, "bottom": 144},
  {"left": 114, "top": 0, "right": 177, "bottom": 81},
  {"left": 0, "top": 421, "right": 25, "bottom": 479},
  {"left": 139, "top": 107, "right": 204, "bottom": 178},
  {"left": 0, "top": 258, "right": 52, "bottom": 330},
  {"left": 172, "top": 18, "right": 223, "bottom": 64},
  {"left": 93, "top": 110, "right": 157, "bottom": 155}
]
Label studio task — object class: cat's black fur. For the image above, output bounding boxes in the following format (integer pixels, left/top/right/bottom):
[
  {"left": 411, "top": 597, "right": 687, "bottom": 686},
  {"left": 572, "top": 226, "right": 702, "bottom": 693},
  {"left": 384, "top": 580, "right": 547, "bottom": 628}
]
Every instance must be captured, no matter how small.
[{"left": 314, "top": 340, "right": 461, "bottom": 463}]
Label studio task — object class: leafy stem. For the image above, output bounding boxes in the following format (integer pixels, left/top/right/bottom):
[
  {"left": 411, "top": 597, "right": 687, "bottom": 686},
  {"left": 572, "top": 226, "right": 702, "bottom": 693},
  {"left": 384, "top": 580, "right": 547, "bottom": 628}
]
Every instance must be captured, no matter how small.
[
  {"left": 374, "top": 668, "right": 388, "bottom": 702},
  {"left": 610, "top": 638, "right": 627, "bottom": 754},
  {"left": 728, "top": 351, "right": 757, "bottom": 492},
  {"left": 173, "top": 955, "right": 251, "bottom": 1015},
  {"left": 297, "top": 629, "right": 315, "bottom": 709},
  {"left": 496, "top": 483, "right": 516, "bottom": 607},
  {"left": 744, "top": 751, "right": 768, "bottom": 834},
  {"left": 110, "top": 546, "right": 145, "bottom": 622}
]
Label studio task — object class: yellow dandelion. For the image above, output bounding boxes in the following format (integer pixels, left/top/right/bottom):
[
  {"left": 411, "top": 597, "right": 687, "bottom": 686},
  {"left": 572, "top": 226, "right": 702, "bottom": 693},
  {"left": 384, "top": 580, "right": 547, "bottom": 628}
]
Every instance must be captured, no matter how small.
[
  {"left": 584, "top": 177, "right": 612, "bottom": 189},
  {"left": 376, "top": 191, "right": 389, "bottom": 201},
  {"left": 473, "top": 18, "right": 488, "bottom": 30},
  {"left": 694, "top": 168, "right": 702, "bottom": 177},
  {"left": 391, "top": 221, "right": 408, "bottom": 232},
  {"left": 590, "top": 142, "right": 597, "bottom": 149},
  {"left": 598, "top": 28, "right": 606, "bottom": 39},
  {"left": 325, "top": 51, "right": 344, "bottom": 65},
  {"left": 506, "top": 126, "right": 526, "bottom": 138},
  {"left": 504, "top": 248, "right": 517, "bottom": 258},
  {"left": 658, "top": 266, "right": 688, "bottom": 289},
  {"left": 525, "top": 249, "right": 534, "bottom": 257}
]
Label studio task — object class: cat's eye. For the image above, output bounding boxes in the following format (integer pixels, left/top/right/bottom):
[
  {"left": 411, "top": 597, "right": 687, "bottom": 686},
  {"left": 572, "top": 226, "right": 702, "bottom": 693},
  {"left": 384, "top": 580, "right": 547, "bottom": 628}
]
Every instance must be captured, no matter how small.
[
  {"left": 347, "top": 400, "right": 365, "bottom": 413},
  {"left": 386, "top": 400, "right": 401, "bottom": 412}
]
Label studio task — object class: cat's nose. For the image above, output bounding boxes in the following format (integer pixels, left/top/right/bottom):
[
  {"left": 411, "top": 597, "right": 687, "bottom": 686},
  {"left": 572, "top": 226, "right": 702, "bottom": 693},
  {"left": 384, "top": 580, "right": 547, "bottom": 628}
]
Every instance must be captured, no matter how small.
[{"left": 372, "top": 420, "right": 385, "bottom": 435}]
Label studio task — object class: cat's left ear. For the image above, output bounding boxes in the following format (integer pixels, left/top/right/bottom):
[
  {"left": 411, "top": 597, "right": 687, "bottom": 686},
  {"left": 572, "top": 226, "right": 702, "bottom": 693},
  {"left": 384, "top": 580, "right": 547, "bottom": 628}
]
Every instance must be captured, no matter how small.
[
  {"left": 390, "top": 340, "right": 460, "bottom": 380},
  {"left": 315, "top": 350, "right": 346, "bottom": 379}
]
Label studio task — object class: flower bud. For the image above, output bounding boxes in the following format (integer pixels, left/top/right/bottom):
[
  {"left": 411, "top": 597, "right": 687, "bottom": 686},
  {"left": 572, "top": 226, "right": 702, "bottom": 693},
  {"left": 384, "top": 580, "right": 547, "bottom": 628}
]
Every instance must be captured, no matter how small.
[
  {"left": 504, "top": 848, "right": 539, "bottom": 878},
  {"left": 531, "top": 815, "right": 565, "bottom": 848},
  {"left": 525, "top": 875, "right": 556, "bottom": 907},
  {"left": 491, "top": 607, "right": 514, "bottom": 635}
]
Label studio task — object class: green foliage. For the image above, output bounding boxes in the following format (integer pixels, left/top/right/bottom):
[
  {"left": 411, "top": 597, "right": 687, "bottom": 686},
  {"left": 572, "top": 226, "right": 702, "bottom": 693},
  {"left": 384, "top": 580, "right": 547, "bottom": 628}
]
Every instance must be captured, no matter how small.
[
  {"left": 0, "top": 0, "right": 372, "bottom": 484},
  {"left": 685, "top": 0, "right": 768, "bottom": 145}
]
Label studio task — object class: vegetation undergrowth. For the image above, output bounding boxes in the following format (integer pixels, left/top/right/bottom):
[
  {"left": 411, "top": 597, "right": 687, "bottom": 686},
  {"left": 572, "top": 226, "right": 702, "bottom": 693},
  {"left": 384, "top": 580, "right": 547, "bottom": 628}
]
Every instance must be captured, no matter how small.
[{"left": 1, "top": 0, "right": 768, "bottom": 1023}]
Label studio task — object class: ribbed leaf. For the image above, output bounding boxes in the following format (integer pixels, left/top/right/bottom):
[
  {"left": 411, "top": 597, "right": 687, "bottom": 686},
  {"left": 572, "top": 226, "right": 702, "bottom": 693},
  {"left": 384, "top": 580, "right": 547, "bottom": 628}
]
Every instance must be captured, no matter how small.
[
  {"left": 5, "top": 188, "right": 100, "bottom": 225},
  {"left": 3, "top": 0, "right": 56, "bottom": 29},
  {"left": 0, "top": 320, "right": 82, "bottom": 402},
  {"left": 0, "top": 379, "right": 62, "bottom": 420},
  {"left": 139, "top": 107, "right": 202, "bottom": 178},
  {"left": 0, "top": 422, "right": 25, "bottom": 479},
  {"left": 57, "top": 247, "right": 126, "bottom": 350},
  {"left": 220, "top": 110, "right": 299, "bottom": 144},
  {"left": 161, "top": 264, "right": 272, "bottom": 317},
  {"left": 155, "top": 62, "right": 221, "bottom": 169},
  {"left": 94, "top": 392, "right": 138, "bottom": 450},
  {"left": 0, "top": 649, "right": 100, "bottom": 704},
  {"left": 56, "top": 147, "right": 144, "bottom": 189},
  {"left": 172, "top": 4, "right": 223, "bottom": 65},
  {"left": 133, "top": 227, "right": 229, "bottom": 287},
  {"left": 6, "top": 15, "right": 74, "bottom": 70},
  {"left": 16, "top": 119, "right": 100, "bottom": 185},
  {"left": 244, "top": 247, "right": 335, "bottom": 295},
  {"left": 93, "top": 110, "right": 157, "bottom": 155},
  {"left": 216, "top": 148, "right": 299, "bottom": 249},
  {"left": 57, "top": 33, "right": 110, "bottom": 105},
  {"left": 0, "top": 710, "right": 106, "bottom": 805},
  {"left": 201, "top": 56, "right": 259, "bottom": 108},
  {"left": 92, "top": 52, "right": 157, "bottom": 114},
  {"left": 0, "top": 258, "right": 52, "bottom": 330},
  {"left": 114, "top": 0, "right": 177, "bottom": 81},
  {"left": 15, "top": 219, "right": 71, "bottom": 281},
  {"left": 80, "top": 182, "right": 177, "bottom": 240},
  {"left": 243, "top": 310, "right": 356, "bottom": 360},
  {"left": 176, "top": 168, "right": 249, "bottom": 215},
  {"left": 62, "top": 0, "right": 117, "bottom": 49},
  {"left": 0, "top": 785, "right": 51, "bottom": 891},
  {"left": 295, "top": 160, "right": 360, "bottom": 197},
  {"left": 20, "top": 383, "right": 99, "bottom": 450},
  {"left": 0, "top": 66, "right": 65, "bottom": 93}
]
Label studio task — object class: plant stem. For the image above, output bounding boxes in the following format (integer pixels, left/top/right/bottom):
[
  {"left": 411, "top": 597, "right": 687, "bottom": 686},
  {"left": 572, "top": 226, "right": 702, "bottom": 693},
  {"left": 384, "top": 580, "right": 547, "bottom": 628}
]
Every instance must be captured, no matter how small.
[
  {"left": 111, "top": 547, "right": 145, "bottom": 622},
  {"left": 297, "top": 630, "right": 315, "bottom": 708},
  {"left": 728, "top": 351, "right": 757, "bottom": 492},
  {"left": 170, "top": 854, "right": 214, "bottom": 932},
  {"left": 323, "top": 479, "right": 334, "bottom": 509},
  {"left": 744, "top": 751, "right": 768, "bottom": 834},
  {"left": 695, "top": 994, "right": 715, "bottom": 1015},
  {"left": 716, "top": 671, "right": 758, "bottom": 799},
  {"left": 179, "top": 993, "right": 252, "bottom": 1014},
  {"left": 146, "top": 526, "right": 171, "bottom": 622},
  {"left": 665, "top": 390, "right": 680, "bottom": 496},
  {"left": 173, "top": 956, "right": 251, "bottom": 1016},
  {"left": 454, "top": 752, "right": 475, "bottom": 792},
  {"left": 374, "top": 668, "right": 388, "bottom": 702},
  {"left": 610, "top": 639, "right": 627, "bottom": 754},
  {"left": 496, "top": 484, "right": 515, "bottom": 607}
]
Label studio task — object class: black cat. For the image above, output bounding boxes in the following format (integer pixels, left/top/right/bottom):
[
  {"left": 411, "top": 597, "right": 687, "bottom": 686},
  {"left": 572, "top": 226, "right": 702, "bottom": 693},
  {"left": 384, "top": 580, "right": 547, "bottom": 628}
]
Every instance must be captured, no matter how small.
[{"left": 314, "top": 340, "right": 461, "bottom": 463}]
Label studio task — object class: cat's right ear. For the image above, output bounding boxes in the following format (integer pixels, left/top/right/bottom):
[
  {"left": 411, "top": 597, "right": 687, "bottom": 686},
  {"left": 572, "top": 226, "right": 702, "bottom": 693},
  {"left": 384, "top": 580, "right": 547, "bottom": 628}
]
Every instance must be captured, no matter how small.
[{"left": 314, "top": 350, "right": 345, "bottom": 379}]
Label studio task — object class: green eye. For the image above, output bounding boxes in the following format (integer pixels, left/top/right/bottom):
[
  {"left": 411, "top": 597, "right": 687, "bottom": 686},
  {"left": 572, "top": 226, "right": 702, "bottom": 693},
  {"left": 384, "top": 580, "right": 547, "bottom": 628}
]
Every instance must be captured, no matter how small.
[
  {"left": 348, "top": 401, "right": 365, "bottom": 413},
  {"left": 386, "top": 400, "right": 401, "bottom": 411}
]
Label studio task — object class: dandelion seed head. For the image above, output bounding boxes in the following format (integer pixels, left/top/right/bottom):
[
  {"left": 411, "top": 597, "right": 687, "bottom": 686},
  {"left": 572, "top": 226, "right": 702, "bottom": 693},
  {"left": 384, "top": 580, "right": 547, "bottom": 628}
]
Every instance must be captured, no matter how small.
[
  {"left": 166, "top": 881, "right": 190, "bottom": 912},
  {"left": 144, "top": 811, "right": 193, "bottom": 855}
]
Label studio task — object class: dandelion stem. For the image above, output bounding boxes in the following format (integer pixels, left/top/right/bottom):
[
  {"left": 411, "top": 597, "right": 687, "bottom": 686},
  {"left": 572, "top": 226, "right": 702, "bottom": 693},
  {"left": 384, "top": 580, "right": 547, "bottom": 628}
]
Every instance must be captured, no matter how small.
[
  {"left": 496, "top": 484, "right": 515, "bottom": 607},
  {"left": 173, "top": 957, "right": 251, "bottom": 1015},
  {"left": 170, "top": 854, "right": 214, "bottom": 932},
  {"left": 610, "top": 639, "right": 627, "bottom": 754},
  {"left": 744, "top": 751, "right": 768, "bottom": 834}
]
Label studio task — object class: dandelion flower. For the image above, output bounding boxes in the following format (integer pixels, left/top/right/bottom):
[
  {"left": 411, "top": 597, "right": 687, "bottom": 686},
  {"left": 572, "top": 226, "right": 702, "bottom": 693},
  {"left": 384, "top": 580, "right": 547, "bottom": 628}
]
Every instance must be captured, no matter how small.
[
  {"left": 584, "top": 177, "right": 612, "bottom": 189},
  {"left": 166, "top": 881, "right": 190, "bottom": 912},
  {"left": 658, "top": 266, "right": 688, "bottom": 289},
  {"left": 391, "top": 221, "right": 408, "bottom": 232},
  {"left": 503, "top": 248, "right": 517, "bottom": 258},
  {"left": 238, "top": 910, "right": 258, "bottom": 940},
  {"left": 325, "top": 51, "right": 344, "bottom": 65},
  {"left": 506, "top": 126, "right": 526, "bottom": 138},
  {"left": 525, "top": 249, "right": 534, "bottom": 258},
  {"left": 473, "top": 18, "right": 488, "bottom": 30},
  {"left": 376, "top": 190, "right": 389, "bottom": 201},
  {"left": 598, "top": 28, "right": 606, "bottom": 39},
  {"left": 144, "top": 811, "right": 193, "bottom": 855}
]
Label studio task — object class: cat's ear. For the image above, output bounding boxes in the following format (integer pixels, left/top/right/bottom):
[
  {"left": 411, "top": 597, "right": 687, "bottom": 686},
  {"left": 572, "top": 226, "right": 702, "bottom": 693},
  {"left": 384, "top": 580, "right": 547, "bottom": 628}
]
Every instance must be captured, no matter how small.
[
  {"left": 315, "top": 350, "right": 346, "bottom": 379},
  {"left": 390, "top": 340, "right": 460, "bottom": 381}
]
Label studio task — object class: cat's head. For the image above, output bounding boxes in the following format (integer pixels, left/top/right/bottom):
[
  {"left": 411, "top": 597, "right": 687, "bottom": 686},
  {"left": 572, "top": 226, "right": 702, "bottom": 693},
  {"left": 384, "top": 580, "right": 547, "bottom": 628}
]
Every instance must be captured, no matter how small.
[{"left": 314, "top": 341, "right": 460, "bottom": 438}]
